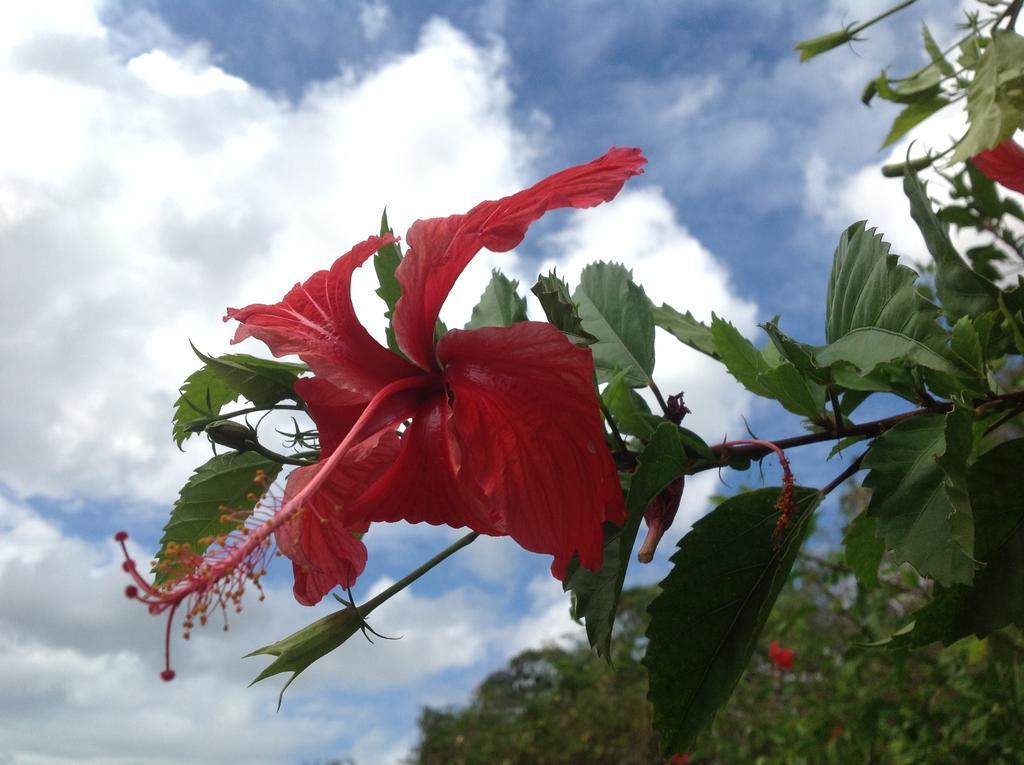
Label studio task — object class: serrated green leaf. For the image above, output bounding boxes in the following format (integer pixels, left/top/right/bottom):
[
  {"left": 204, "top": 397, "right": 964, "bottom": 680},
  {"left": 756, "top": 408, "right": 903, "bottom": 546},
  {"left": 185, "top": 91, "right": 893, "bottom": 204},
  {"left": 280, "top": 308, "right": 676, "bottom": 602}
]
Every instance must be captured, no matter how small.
[
  {"left": 574, "top": 262, "right": 656, "bottom": 387},
  {"left": 844, "top": 512, "right": 884, "bottom": 587},
  {"left": 951, "top": 316, "right": 984, "bottom": 373},
  {"left": 904, "top": 169, "right": 999, "bottom": 320},
  {"left": 890, "top": 438, "right": 1024, "bottom": 648},
  {"left": 644, "top": 487, "right": 820, "bottom": 755},
  {"left": 466, "top": 269, "right": 528, "bottom": 329},
  {"left": 530, "top": 270, "right": 597, "bottom": 347},
  {"left": 154, "top": 451, "right": 282, "bottom": 584},
  {"left": 816, "top": 327, "right": 963, "bottom": 377},
  {"left": 652, "top": 304, "right": 719, "bottom": 359},
  {"left": 602, "top": 370, "right": 658, "bottom": 440},
  {"left": 872, "top": 66, "right": 943, "bottom": 105},
  {"left": 922, "top": 23, "right": 955, "bottom": 78},
  {"left": 881, "top": 96, "right": 950, "bottom": 147},
  {"left": 564, "top": 423, "right": 686, "bottom": 660},
  {"left": 711, "top": 316, "right": 826, "bottom": 418},
  {"left": 761, "top": 320, "right": 829, "bottom": 383},
  {"left": 248, "top": 605, "right": 369, "bottom": 709},
  {"left": 863, "top": 414, "right": 974, "bottom": 586},
  {"left": 950, "top": 30, "right": 1024, "bottom": 163},
  {"left": 374, "top": 209, "right": 405, "bottom": 357},
  {"left": 172, "top": 347, "right": 306, "bottom": 447}
]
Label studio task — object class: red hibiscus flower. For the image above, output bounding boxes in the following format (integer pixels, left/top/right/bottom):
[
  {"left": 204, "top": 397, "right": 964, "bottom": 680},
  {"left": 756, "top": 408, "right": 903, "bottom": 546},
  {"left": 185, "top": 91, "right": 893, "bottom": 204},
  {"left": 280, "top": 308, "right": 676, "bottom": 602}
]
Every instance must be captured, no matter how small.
[
  {"left": 225, "top": 147, "right": 645, "bottom": 605},
  {"left": 768, "top": 639, "right": 795, "bottom": 670},
  {"left": 971, "top": 139, "right": 1024, "bottom": 194}
]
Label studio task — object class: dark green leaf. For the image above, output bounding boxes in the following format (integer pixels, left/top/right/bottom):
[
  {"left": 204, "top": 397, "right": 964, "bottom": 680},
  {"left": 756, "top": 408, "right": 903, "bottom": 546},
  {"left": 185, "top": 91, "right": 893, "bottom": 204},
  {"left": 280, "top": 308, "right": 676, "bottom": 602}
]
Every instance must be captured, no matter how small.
[
  {"left": 711, "top": 317, "right": 826, "bottom": 418},
  {"left": 872, "top": 66, "right": 942, "bottom": 105},
  {"left": 890, "top": 438, "right": 1024, "bottom": 647},
  {"left": 172, "top": 347, "right": 305, "bottom": 447},
  {"left": 652, "top": 304, "right": 719, "bottom": 359},
  {"left": 466, "top": 269, "right": 528, "bottom": 329},
  {"left": 881, "top": 96, "right": 950, "bottom": 148},
  {"left": 248, "top": 606, "right": 369, "bottom": 709},
  {"left": 645, "top": 487, "right": 820, "bottom": 755},
  {"left": 565, "top": 423, "right": 686, "bottom": 660},
  {"left": 530, "top": 270, "right": 597, "bottom": 347},
  {"left": 762, "top": 319, "right": 829, "bottom": 383},
  {"left": 950, "top": 30, "right": 1024, "bottom": 162},
  {"left": 374, "top": 209, "right": 405, "bottom": 357},
  {"left": 863, "top": 414, "right": 975, "bottom": 587},
  {"left": 602, "top": 371, "right": 658, "bottom": 440},
  {"left": 904, "top": 169, "right": 999, "bottom": 320},
  {"left": 844, "top": 513, "right": 884, "bottom": 587},
  {"left": 573, "top": 262, "right": 656, "bottom": 387},
  {"left": 154, "top": 451, "right": 282, "bottom": 584},
  {"left": 950, "top": 316, "right": 984, "bottom": 374}
]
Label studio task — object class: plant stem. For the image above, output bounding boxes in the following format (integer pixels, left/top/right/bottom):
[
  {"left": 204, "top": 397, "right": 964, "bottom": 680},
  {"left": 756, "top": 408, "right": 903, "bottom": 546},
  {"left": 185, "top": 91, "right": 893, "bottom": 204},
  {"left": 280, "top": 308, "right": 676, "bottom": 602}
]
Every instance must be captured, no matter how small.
[{"left": 820, "top": 450, "right": 869, "bottom": 497}]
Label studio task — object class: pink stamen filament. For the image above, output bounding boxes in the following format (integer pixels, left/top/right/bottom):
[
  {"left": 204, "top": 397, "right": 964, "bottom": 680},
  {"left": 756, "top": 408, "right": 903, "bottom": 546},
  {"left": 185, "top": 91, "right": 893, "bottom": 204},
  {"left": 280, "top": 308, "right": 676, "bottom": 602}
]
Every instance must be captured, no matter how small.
[{"left": 116, "top": 374, "right": 435, "bottom": 680}]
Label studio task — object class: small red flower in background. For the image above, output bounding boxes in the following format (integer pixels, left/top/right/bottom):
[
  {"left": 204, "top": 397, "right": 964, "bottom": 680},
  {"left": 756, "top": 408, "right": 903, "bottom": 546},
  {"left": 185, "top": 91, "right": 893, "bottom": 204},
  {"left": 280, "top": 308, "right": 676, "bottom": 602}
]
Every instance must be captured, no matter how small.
[
  {"left": 225, "top": 147, "right": 646, "bottom": 605},
  {"left": 769, "top": 639, "right": 795, "bottom": 670},
  {"left": 971, "top": 139, "right": 1024, "bottom": 194},
  {"left": 667, "top": 753, "right": 691, "bottom": 764}
]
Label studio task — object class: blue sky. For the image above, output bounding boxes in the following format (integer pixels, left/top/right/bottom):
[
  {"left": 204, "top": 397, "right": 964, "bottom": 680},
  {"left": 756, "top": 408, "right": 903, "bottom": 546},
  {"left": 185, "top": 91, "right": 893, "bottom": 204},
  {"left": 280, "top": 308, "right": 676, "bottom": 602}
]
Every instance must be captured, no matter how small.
[{"left": 0, "top": 1, "right": 970, "bottom": 763}]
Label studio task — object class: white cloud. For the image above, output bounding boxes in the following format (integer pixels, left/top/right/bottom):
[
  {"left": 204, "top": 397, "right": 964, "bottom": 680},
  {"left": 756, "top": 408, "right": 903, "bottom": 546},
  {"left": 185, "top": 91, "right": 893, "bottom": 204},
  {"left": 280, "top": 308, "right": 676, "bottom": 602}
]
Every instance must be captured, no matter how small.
[{"left": 359, "top": 1, "right": 391, "bottom": 42}]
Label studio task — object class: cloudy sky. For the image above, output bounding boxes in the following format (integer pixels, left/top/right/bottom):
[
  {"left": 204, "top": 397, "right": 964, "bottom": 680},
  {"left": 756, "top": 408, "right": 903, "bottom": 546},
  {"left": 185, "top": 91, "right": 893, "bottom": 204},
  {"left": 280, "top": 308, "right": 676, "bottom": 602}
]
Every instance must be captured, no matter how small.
[{"left": 0, "top": 1, "right": 971, "bottom": 763}]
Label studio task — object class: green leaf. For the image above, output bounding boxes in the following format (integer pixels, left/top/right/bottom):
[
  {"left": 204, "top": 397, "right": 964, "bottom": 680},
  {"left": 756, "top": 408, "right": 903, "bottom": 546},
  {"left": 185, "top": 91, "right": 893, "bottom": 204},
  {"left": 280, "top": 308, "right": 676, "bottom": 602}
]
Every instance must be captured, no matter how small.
[
  {"left": 564, "top": 423, "right": 686, "bottom": 660},
  {"left": 711, "top": 316, "right": 826, "bottom": 419},
  {"left": 154, "top": 451, "right": 282, "bottom": 584},
  {"left": 904, "top": 169, "right": 999, "bottom": 320},
  {"left": 816, "top": 327, "right": 963, "bottom": 378},
  {"left": 950, "top": 316, "right": 984, "bottom": 373},
  {"left": 950, "top": 30, "right": 1024, "bottom": 163},
  {"left": 530, "top": 270, "right": 597, "bottom": 347},
  {"left": 863, "top": 414, "right": 975, "bottom": 587},
  {"left": 248, "top": 606, "right": 370, "bottom": 709},
  {"left": 573, "top": 262, "right": 656, "bottom": 387},
  {"left": 172, "top": 347, "right": 306, "bottom": 447},
  {"left": 922, "top": 23, "right": 955, "bottom": 78},
  {"left": 872, "top": 66, "right": 942, "bottom": 105},
  {"left": 652, "top": 304, "right": 719, "bottom": 359},
  {"left": 761, "top": 319, "right": 829, "bottom": 383},
  {"left": 602, "top": 371, "right": 658, "bottom": 440},
  {"left": 844, "top": 513, "right": 884, "bottom": 587},
  {"left": 466, "top": 269, "right": 528, "bottom": 329},
  {"left": 881, "top": 96, "right": 950, "bottom": 148},
  {"left": 645, "top": 487, "right": 820, "bottom": 755},
  {"left": 890, "top": 438, "right": 1024, "bottom": 647},
  {"left": 795, "top": 27, "right": 856, "bottom": 62},
  {"left": 374, "top": 209, "right": 405, "bottom": 357}
]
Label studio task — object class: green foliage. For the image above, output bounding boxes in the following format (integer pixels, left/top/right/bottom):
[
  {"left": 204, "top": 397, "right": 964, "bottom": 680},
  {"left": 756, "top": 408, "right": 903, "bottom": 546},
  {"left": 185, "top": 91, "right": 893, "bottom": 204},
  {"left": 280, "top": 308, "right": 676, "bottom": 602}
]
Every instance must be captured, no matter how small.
[
  {"left": 644, "top": 487, "right": 820, "bottom": 756},
  {"left": 573, "top": 262, "right": 656, "bottom": 387},
  {"left": 652, "top": 303, "right": 718, "bottom": 359},
  {"left": 154, "top": 451, "right": 281, "bottom": 584},
  {"left": 564, "top": 423, "right": 687, "bottom": 660},
  {"left": 950, "top": 29, "right": 1024, "bottom": 162},
  {"left": 172, "top": 346, "right": 305, "bottom": 447},
  {"left": 374, "top": 209, "right": 406, "bottom": 356},
  {"left": 248, "top": 606, "right": 370, "bottom": 710},
  {"left": 530, "top": 270, "right": 597, "bottom": 347},
  {"left": 466, "top": 270, "right": 528, "bottom": 329}
]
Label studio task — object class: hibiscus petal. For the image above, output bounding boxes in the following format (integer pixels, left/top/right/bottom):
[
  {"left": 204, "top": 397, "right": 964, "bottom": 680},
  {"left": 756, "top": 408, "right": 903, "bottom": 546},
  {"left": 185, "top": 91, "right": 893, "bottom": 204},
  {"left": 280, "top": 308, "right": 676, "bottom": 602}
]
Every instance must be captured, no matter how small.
[
  {"left": 393, "top": 148, "right": 647, "bottom": 369},
  {"left": 293, "top": 377, "right": 367, "bottom": 457},
  {"left": 225, "top": 235, "right": 419, "bottom": 397},
  {"left": 348, "top": 395, "right": 504, "bottom": 535},
  {"left": 276, "top": 430, "right": 401, "bottom": 606},
  {"left": 972, "top": 139, "right": 1024, "bottom": 194},
  {"left": 438, "top": 322, "right": 627, "bottom": 579}
]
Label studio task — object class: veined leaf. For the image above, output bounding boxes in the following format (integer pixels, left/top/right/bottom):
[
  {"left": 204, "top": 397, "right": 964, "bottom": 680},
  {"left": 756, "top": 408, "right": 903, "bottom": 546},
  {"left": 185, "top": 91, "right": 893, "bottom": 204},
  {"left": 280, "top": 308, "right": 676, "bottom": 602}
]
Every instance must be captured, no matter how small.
[
  {"left": 154, "top": 451, "right": 281, "bottom": 584},
  {"left": 574, "top": 262, "right": 656, "bottom": 387},
  {"left": 466, "top": 270, "right": 528, "bottom": 329},
  {"left": 922, "top": 23, "right": 955, "bottom": 78},
  {"left": 531, "top": 270, "right": 596, "bottom": 347},
  {"left": 652, "top": 303, "right": 718, "bottom": 359},
  {"left": 844, "top": 512, "right": 884, "bottom": 587},
  {"left": 950, "top": 29, "right": 1024, "bottom": 163},
  {"left": 890, "top": 438, "right": 1024, "bottom": 648},
  {"left": 172, "top": 347, "right": 306, "bottom": 447},
  {"left": 711, "top": 316, "right": 826, "bottom": 419},
  {"left": 863, "top": 414, "right": 975, "bottom": 587},
  {"left": 602, "top": 371, "right": 658, "bottom": 440},
  {"left": 904, "top": 168, "right": 999, "bottom": 320},
  {"left": 881, "top": 96, "right": 950, "bottom": 148},
  {"left": 645, "top": 487, "right": 820, "bottom": 755},
  {"left": 564, "top": 423, "right": 686, "bottom": 660}
]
